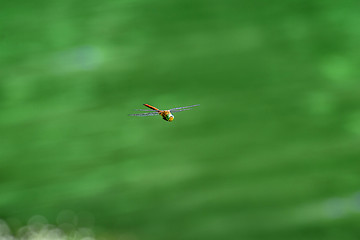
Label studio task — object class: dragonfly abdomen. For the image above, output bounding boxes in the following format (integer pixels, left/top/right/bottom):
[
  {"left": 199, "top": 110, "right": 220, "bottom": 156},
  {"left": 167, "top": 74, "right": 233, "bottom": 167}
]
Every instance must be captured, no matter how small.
[{"left": 144, "top": 104, "right": 160, "bottom": 112}]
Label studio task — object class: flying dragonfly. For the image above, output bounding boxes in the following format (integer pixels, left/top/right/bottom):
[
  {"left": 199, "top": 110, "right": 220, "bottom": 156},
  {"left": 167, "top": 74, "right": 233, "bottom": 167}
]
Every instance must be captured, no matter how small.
[{"left": 129, "top": 104, "right": 200, "bottom": 122}]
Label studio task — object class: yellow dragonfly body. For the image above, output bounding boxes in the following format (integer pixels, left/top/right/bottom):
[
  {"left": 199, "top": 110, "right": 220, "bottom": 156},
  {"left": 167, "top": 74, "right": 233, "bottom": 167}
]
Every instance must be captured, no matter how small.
[{"left": 129, "top": 104, "right": 200, "bottom": 122}]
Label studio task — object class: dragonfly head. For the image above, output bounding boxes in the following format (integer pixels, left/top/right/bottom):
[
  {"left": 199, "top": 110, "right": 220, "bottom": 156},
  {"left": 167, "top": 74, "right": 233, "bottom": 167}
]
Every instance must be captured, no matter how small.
[{"left": 164, "top": 112, "right": 174, "bottom": 122}]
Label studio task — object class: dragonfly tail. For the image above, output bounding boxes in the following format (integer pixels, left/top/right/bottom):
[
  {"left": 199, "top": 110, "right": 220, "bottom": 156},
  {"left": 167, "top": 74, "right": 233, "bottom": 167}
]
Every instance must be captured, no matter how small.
[{"left": 144, "top": 104, "right": 160, "bottom": 112}]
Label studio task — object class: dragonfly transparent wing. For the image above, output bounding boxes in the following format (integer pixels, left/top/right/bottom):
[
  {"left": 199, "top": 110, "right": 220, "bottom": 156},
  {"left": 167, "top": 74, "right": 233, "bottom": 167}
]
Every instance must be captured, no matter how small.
[
  {"left": 134, "top": 109, "right": 159, "bottom": 112},
  {"left": 171, "top": 109, "right": 192, "bottom": 113},
  {"left": 135, "top": 109, "right": 161, "bottom": 113},
  {"left": 129, "top": 112, "right": 159, "bottom": 117},
  {"left": 169, "top": 104, "right": 200, "bottom": 111}
]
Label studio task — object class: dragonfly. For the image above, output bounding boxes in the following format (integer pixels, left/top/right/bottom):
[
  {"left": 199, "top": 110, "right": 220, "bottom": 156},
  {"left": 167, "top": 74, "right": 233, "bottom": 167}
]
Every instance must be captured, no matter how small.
[{"left": 129, "top": 104, "right": 200, "bottom": 122}]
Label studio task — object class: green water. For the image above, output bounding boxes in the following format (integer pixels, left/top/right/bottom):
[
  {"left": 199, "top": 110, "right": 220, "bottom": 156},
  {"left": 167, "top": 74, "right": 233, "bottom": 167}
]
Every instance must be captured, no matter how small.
[{"left": 1, "top": 1, "right": 360, "bottom": 239}]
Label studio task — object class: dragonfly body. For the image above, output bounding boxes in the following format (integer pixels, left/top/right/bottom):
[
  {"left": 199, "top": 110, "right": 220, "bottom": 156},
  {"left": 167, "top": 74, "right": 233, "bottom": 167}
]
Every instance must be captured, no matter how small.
[
  {"left": 143, "top": 104, "right": 174, "bottom": 121},
  {"left": 129, "top": 104, "right": 199, "bottom": 122}
]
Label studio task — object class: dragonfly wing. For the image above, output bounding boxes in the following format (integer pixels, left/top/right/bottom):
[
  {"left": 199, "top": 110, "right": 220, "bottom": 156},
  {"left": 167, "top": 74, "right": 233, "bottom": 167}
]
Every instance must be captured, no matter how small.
[
  {"left": 135, "top": 109, "right": 159, "bottom": 112},
  {"left": 169, "top": 104, "right": 200, "bottom": 111},
  {"left": 129, "top": 112, "right": 159, "bottom": 117},
  {"left": 171, "top": 109, "right": 191, "bottom": 113}
]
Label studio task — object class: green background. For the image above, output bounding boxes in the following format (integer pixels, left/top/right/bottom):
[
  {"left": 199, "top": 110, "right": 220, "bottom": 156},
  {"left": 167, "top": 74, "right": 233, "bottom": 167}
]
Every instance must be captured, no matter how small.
[{"left": 1, "top": 0, "right": 360, "bottom": 239}]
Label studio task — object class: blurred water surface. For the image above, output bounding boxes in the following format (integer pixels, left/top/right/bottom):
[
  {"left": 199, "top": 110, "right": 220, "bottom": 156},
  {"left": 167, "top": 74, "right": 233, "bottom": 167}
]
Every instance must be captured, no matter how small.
[{"left": 1, "top": 0, "right": 360, "bottom": 239}]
